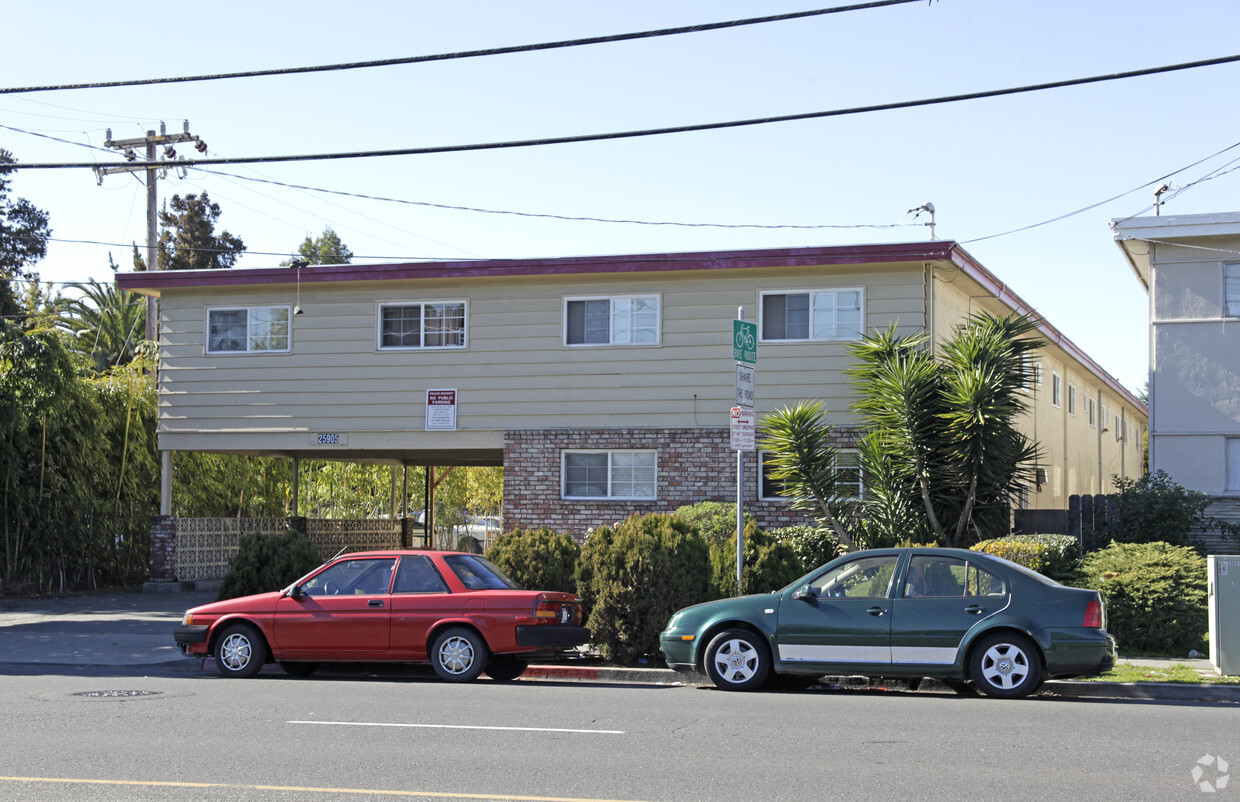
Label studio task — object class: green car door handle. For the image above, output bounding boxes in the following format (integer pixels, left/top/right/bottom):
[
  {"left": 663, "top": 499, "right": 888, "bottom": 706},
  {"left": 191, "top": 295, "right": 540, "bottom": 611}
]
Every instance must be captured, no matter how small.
[
  {"left": 866, "top": 606, "right": 886, "bottom": 616},
  {"left": 964, "top": 604, "right": 984, "bottom": 615}
]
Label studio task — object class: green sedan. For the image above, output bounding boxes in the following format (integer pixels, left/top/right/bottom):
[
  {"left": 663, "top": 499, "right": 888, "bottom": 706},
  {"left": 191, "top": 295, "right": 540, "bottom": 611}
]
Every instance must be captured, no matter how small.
[{"left": 659, "top": 547, "right": 1116, "bottom": 698}]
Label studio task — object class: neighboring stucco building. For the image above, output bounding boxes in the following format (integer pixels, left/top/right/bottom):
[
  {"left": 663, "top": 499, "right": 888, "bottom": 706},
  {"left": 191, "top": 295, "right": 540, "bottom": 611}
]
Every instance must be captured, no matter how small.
[
  {"left": 1114, "top": 211, "right": 1240, "bottom": 544},
  {"left": 117, "top": 242, "right": 1145, "bottom": 537}
]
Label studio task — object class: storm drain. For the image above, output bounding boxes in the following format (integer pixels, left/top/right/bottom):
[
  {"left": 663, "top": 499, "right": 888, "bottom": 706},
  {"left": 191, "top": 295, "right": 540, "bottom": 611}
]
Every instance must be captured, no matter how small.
[{"left": 72, "top": 689, "right": 164, "bottom": 699}]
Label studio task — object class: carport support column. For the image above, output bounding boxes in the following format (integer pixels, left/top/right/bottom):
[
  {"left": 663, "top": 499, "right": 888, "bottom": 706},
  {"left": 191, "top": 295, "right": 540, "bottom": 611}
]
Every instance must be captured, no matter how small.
[{"left": 160, "top": 451, "right": 172, "bottom": 516}]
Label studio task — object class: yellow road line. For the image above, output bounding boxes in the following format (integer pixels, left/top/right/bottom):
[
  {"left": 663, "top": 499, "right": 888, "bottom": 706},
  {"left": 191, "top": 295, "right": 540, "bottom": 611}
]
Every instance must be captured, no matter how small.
[{"left": 0, "top": 776, "right": 652, "bottom": 802}]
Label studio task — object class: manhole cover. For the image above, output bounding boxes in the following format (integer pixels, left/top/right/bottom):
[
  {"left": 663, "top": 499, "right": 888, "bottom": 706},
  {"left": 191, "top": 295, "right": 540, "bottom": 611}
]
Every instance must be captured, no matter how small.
[{"left": 72, "top": 690, "right": 164, "bottom": 698}]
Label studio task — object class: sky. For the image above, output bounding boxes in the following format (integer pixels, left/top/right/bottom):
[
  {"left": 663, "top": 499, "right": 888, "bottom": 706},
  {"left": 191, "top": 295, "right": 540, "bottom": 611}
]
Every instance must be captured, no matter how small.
[{"left": 4, "top": 0, "right": 1240, "bottom": 395}]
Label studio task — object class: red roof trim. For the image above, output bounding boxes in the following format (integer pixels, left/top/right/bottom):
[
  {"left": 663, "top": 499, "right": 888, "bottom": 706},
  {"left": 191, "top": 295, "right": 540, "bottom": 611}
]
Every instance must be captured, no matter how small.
[{"left": 114, "top": 242, "right": 959, "bottom": 292}]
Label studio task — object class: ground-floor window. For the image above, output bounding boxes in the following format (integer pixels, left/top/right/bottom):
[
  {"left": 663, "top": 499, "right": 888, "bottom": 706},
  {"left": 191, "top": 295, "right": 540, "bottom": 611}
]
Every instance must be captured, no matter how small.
[{"left": 561, "top": 450, "right": 657, "bottom": 499}]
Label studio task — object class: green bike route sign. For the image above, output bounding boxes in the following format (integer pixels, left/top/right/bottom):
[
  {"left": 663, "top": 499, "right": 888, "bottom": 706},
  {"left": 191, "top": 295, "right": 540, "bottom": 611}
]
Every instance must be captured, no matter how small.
[{"left": 733, "top": 319, "right": 757, "bottom": 365}]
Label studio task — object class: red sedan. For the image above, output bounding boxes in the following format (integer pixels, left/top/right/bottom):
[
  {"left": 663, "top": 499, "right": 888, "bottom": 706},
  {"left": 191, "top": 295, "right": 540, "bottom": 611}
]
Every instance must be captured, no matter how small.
[{"left": 174, "top": 550, "right": 589, "bottom": 682}]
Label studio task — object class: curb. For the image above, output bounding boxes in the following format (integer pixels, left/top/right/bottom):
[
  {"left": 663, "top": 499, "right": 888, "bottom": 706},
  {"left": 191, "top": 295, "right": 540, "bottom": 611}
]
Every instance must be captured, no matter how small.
[{"left": 191, "top": 658, "right": 1240, "bottom": 702}]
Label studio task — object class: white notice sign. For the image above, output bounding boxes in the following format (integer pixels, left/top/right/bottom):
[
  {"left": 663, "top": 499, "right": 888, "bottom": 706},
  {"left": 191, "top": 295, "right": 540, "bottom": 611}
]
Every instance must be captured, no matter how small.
[
  {"left": 735, "top": 363, "right": 756, "bottom": 408},
  {"left": 426, "top": 389, "right": 458, "bottom": 431},
  {"left": 730, "top": 406, "right": 756, "bottom": 451}
]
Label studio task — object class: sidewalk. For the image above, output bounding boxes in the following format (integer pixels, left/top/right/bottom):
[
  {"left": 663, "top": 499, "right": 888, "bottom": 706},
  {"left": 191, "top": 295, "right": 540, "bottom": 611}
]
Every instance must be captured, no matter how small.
[{"left": 0, "top": 588, "right": 1235, "bottom": 702}]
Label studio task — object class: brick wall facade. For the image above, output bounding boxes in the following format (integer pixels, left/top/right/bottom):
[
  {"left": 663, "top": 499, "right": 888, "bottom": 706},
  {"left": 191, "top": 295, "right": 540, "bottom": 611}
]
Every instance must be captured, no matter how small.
[{"left": 502, "top": 427, "right": 860, "bottom": 538}]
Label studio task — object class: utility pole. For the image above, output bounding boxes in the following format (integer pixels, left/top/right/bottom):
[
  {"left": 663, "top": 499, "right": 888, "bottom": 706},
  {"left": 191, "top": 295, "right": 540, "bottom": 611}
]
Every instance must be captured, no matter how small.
[
  {"left": 95, "top": 121, "right": 207, "bottom": 343},
  {"left": 95, "top": 122, "right": 207, "bottom": 517}
]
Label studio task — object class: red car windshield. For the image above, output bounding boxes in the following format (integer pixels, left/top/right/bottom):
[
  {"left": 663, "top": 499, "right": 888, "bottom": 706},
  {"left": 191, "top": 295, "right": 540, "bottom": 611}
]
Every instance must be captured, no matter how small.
[{"left": 443, "top": 554, "right": 522, "bottom": 590}]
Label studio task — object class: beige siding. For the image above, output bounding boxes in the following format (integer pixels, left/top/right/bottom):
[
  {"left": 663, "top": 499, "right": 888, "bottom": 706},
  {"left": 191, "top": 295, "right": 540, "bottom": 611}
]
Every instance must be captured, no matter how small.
[
  {"left": 931, "top": 273, "right": 1146, "bottom": 510},
  {"left": 156, "top": 263, "right": 926, "bottom": 457}
]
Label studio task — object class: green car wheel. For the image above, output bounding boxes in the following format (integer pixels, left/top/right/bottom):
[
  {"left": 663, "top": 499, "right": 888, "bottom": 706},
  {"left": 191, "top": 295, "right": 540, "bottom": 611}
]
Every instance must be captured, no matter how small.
[
  {"left": 704, "top": 628, "right": 770, "bottom": 691},
  {"left": 970, "top": 632, "right": 1043, "bottom": 698}
]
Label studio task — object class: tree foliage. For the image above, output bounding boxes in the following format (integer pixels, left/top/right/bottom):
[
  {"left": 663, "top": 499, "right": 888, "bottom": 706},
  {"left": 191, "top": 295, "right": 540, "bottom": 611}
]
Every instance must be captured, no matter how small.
[
  {"left": 0, "top": 151, "right": 52, "bottom": 316},
  {"left": 708, "top": 519, "right": 803, "bottom": 597},
  {"left": 575, "top": 514, "right": 710, "bottom": 664},
  {"left": 58, "top": 274, "right": 147, "bottom": 374},
  {"left": 848, "top": 313, "right": 1042, "bottom": 547},
  {"left": 671, "top": 500, "right": 754, "bottom": 546},
  {"left": 152, "top": 192, "right": 245, "bottom": 271},
  {"left": 758, "top": 400, "right": 859, "bottom": 550},
  {"left": 1099, "top": 470, "right": 1216, "bottom": 549},
  {"left": 0, "top": 321, "right": 158, "bottom": 592},
  {"left": 283, "top": 227, "right": 353, "bottom": 266},
  {"left": 485, "top": 527, "right": 579, "bottom": 593},
  {"left": 216, "top": 529, "right": 322, "bottom": 601},
  {"left": 768, "top": 525, "right": 845, "bottom": 574},
  {"left": 1079, "top": 541, "right": 1207, "bottom": 655}
]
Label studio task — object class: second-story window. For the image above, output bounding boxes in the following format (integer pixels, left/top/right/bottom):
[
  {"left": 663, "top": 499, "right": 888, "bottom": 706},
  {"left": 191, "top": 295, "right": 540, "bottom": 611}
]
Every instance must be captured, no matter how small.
[
  {"left": 1225, "top": 263, "right": 1240, "bottom": 317},
  {"left": 760, "top": 289, "right": 863, "bottom": 341},
  {"left": 379, "top": 301, "right": 466, "bottom": 349},
  {"left": 564, "top": 295, "right": 659, "bottom": 346},
  {"left": 207, "top": 306, "right": 290, "bottom": 353}
]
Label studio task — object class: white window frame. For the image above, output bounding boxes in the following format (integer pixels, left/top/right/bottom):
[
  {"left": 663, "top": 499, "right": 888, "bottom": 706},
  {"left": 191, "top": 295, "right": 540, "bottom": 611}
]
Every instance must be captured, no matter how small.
[
  {"left": 561, "top": 449, "right": 657, "bottom": 500},
  {"left": 1225, "top": 263, "right": 1240, "bottom": 318},
  {"left": 377, "top": 300, "right": 468, "bottom": 351},
  {"left": 758, "top": 288, "right": 864, "bottom": 343},
  {"left": 562, "top": 294, "right": 661, "bottom": 347},
  {"left": 759, "top": 449, "right": 862, "bottom": 502},
  {"left": 1051, "top": 372, "right": 1062, "bottom": 408},
  {"left": 206, "top": 306, "right": 291, "bottom": 354},
  {"left": 1067, "top": 383, "right": 1077, "bottom": 416},
  {"left": 1087, "top": 397, "right": 1096, "bottom": 427}
]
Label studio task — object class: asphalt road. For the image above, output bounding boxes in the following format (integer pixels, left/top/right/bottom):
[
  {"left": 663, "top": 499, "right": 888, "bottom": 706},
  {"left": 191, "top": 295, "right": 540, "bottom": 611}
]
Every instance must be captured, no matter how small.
[{"left": 0, "top": 665, "right": 1237, "bottom": 801}]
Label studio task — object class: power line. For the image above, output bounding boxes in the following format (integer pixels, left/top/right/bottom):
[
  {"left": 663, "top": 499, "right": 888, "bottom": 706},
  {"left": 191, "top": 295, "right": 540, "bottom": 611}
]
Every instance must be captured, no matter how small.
[
  {"left": 963, "top": 138, "right": 1240, "bottom": 244},
  {"left": 196, "top": 168, "right": 910, "bottom": 231},
  {"left": 0, "top": 1, "right": 923, "bottom": 95},
  {"left": 13, "top": 53, "right": 1240, "bottom": 171}
]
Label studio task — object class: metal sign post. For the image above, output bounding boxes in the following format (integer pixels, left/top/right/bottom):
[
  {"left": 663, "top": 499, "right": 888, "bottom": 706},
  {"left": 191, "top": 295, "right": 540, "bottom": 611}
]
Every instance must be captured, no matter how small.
[{"left": 733, "top": 309, "right": 757, "bottom": 595}]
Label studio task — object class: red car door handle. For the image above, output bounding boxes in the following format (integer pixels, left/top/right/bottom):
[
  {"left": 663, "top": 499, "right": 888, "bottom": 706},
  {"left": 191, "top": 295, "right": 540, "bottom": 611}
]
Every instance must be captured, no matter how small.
[
  {"left": 964, "top": 604, "right": 984, "bottom": 615},
  {"left": 867, "top": 606, "right": 886, "bottom": 616},
  {"left": 368, "top": 599, "right": 384, "bottom": 608}
]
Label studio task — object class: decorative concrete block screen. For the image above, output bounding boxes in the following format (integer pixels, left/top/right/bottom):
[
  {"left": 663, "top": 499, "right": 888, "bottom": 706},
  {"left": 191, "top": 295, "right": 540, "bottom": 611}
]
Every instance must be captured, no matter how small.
[
  {"left": 174, "top": 517, "right": 289, "bottom": 582},
  {"left": 304, "top": 519, "right": 402, "bottom": 558},
  {"left": 174, "top": 518, "right": 402, "bottom": 582}
]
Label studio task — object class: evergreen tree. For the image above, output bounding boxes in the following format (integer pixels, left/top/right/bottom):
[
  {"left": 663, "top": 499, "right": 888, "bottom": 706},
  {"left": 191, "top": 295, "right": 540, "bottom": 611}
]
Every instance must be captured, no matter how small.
[
  {"left": 153, "top": 192, "right": 245, "bottom": 271},
  {"left": 283, "top": 226, "right": 353, "bottom": 266},
  {"left": 0, "top": 150, "right": 52, "bottom": 316}
]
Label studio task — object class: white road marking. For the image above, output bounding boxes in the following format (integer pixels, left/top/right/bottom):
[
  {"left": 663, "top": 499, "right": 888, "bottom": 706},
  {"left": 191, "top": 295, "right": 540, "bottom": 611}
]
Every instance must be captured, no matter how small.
[{"left": 289, "top": 720, "right": 623, "bottom": 734}]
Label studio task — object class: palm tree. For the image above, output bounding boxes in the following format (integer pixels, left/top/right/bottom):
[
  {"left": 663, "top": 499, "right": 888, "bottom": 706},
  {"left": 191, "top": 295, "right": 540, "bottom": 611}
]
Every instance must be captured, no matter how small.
[
  {"left": 58, "top": 277, "right": 146, "bottom": 374},
  {"left": 758, "top": 400, "right": 860, "bottom": 551},
  {"left": 848, "top": 313, "right": 1043, "bottom": 547}
]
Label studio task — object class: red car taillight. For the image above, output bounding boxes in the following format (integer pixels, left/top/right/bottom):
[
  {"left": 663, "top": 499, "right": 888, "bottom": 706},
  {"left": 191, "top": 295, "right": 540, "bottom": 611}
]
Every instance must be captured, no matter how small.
[
  {"left": 532, "top": 593, "right": 578, "bottom": 625},
  {"left": 1083, "top": 599, "right": 1103, "bottom": 628}
]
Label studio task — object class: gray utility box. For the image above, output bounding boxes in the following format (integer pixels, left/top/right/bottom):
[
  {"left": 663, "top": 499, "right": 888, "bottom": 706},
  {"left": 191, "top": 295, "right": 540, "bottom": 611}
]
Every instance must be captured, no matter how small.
[{"left": 1207, "top": 555, "right": 1240, "bottom": 676}]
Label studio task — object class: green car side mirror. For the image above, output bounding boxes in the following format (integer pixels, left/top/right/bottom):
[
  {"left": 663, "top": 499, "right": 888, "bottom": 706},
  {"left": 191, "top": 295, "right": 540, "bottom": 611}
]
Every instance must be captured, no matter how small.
[{"left": 791, "top": 585, "right": 815, "bottom": 602}]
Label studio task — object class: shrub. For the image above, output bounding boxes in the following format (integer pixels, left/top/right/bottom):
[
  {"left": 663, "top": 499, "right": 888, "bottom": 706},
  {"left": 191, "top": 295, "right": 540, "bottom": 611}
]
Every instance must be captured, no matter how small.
[
  {"left": 672, "top": 501, "right": 755, "bottom": 546},
  {"left": 575, "top": 513, "right": 711, "bottom": 665},
  {"left": 217, "top": 529, "right": 322, "bottom": 601},
  {"left": 1103, "top": 470, "right": 1212, "bottom": 549},
  {"left": 769, "top": 524, "right": 846, "bottom": 573},
  {"left": 1079, "top": 541, "right": 1207, "bottom": 656},
  {"left": 485, "top": 527, "right": 579, "bottom": 593},
  {"left": 710, "top": 520, "right": 806, "bottom": 596},
  {"left": 972, "top": 534, "right": 1081, "bottom": 583}
]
